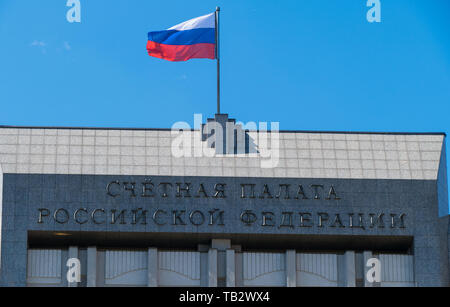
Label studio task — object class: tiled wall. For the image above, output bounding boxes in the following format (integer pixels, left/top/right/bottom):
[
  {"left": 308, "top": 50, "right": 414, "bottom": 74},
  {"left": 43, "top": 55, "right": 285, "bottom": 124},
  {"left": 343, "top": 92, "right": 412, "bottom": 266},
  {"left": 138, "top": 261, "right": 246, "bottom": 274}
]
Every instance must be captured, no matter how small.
[{"left": 0, "top": 128, "right": 444, "bottom": 180}]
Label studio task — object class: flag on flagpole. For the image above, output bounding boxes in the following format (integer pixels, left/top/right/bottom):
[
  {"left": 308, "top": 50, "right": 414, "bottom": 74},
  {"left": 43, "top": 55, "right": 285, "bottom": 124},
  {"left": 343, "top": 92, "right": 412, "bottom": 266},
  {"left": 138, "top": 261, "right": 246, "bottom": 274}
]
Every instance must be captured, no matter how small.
[{"left": 147, "top": 12, "right": 216, "bottom": 62}]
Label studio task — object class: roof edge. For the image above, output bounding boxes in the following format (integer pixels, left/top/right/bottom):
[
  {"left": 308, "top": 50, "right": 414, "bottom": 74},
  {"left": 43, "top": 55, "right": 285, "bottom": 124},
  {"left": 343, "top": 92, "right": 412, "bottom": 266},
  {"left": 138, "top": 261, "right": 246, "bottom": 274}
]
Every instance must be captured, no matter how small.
[{"left": 0, "top": 125, "right": 446, "bottom": 136}]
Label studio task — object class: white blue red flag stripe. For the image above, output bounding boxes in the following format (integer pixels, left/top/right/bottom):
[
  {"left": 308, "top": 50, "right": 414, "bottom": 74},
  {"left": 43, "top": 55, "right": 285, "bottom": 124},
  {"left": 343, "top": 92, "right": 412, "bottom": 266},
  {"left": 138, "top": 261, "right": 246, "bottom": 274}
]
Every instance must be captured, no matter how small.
[{"left": 147, "top": 13, "right": 216, "bottom": 62}]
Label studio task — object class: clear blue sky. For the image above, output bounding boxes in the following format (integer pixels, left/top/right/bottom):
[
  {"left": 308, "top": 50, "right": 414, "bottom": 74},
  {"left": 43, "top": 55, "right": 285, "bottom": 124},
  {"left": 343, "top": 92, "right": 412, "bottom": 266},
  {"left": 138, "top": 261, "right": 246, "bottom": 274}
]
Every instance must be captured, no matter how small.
[{"left": 0, "top": 1, "right": 449, "bottom": 208}]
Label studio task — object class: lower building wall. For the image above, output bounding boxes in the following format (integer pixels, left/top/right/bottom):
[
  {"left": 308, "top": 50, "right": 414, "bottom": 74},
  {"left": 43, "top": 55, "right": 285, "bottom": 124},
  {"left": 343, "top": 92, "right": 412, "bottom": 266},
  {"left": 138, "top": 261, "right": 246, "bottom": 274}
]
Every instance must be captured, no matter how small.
[
  {"left": 1, "top": 173, "right": 448, "bottom": 286},
  {"left": 296, "top": 253, "right": 338, "bottom": 287},
  {"left": 25, "top": 245, "right": 415, "bottom": 287}
]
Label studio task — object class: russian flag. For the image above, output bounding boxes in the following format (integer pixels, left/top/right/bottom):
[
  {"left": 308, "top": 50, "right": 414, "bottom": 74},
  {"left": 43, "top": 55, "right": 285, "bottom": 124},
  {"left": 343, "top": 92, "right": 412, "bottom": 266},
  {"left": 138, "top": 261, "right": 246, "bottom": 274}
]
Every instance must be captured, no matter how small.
[{"left": 147, "top": 13, "right": 216, "bottom": 62}]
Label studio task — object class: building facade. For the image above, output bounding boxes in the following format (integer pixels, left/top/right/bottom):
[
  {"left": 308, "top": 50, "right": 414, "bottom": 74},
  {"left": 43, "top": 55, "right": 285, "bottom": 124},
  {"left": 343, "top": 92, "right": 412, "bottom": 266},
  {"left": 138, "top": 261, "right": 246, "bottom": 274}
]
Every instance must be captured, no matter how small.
[{"left": 0, "top": 115, "right": 449, "bottom": 287}]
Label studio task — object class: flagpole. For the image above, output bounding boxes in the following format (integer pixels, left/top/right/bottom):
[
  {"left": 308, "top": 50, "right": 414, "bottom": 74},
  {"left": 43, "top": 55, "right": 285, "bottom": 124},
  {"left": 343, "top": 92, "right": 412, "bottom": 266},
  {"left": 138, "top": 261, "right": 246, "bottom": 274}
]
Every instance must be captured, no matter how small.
[{"left": 215, "top": 7, "right": 220, "bottom": 114}]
